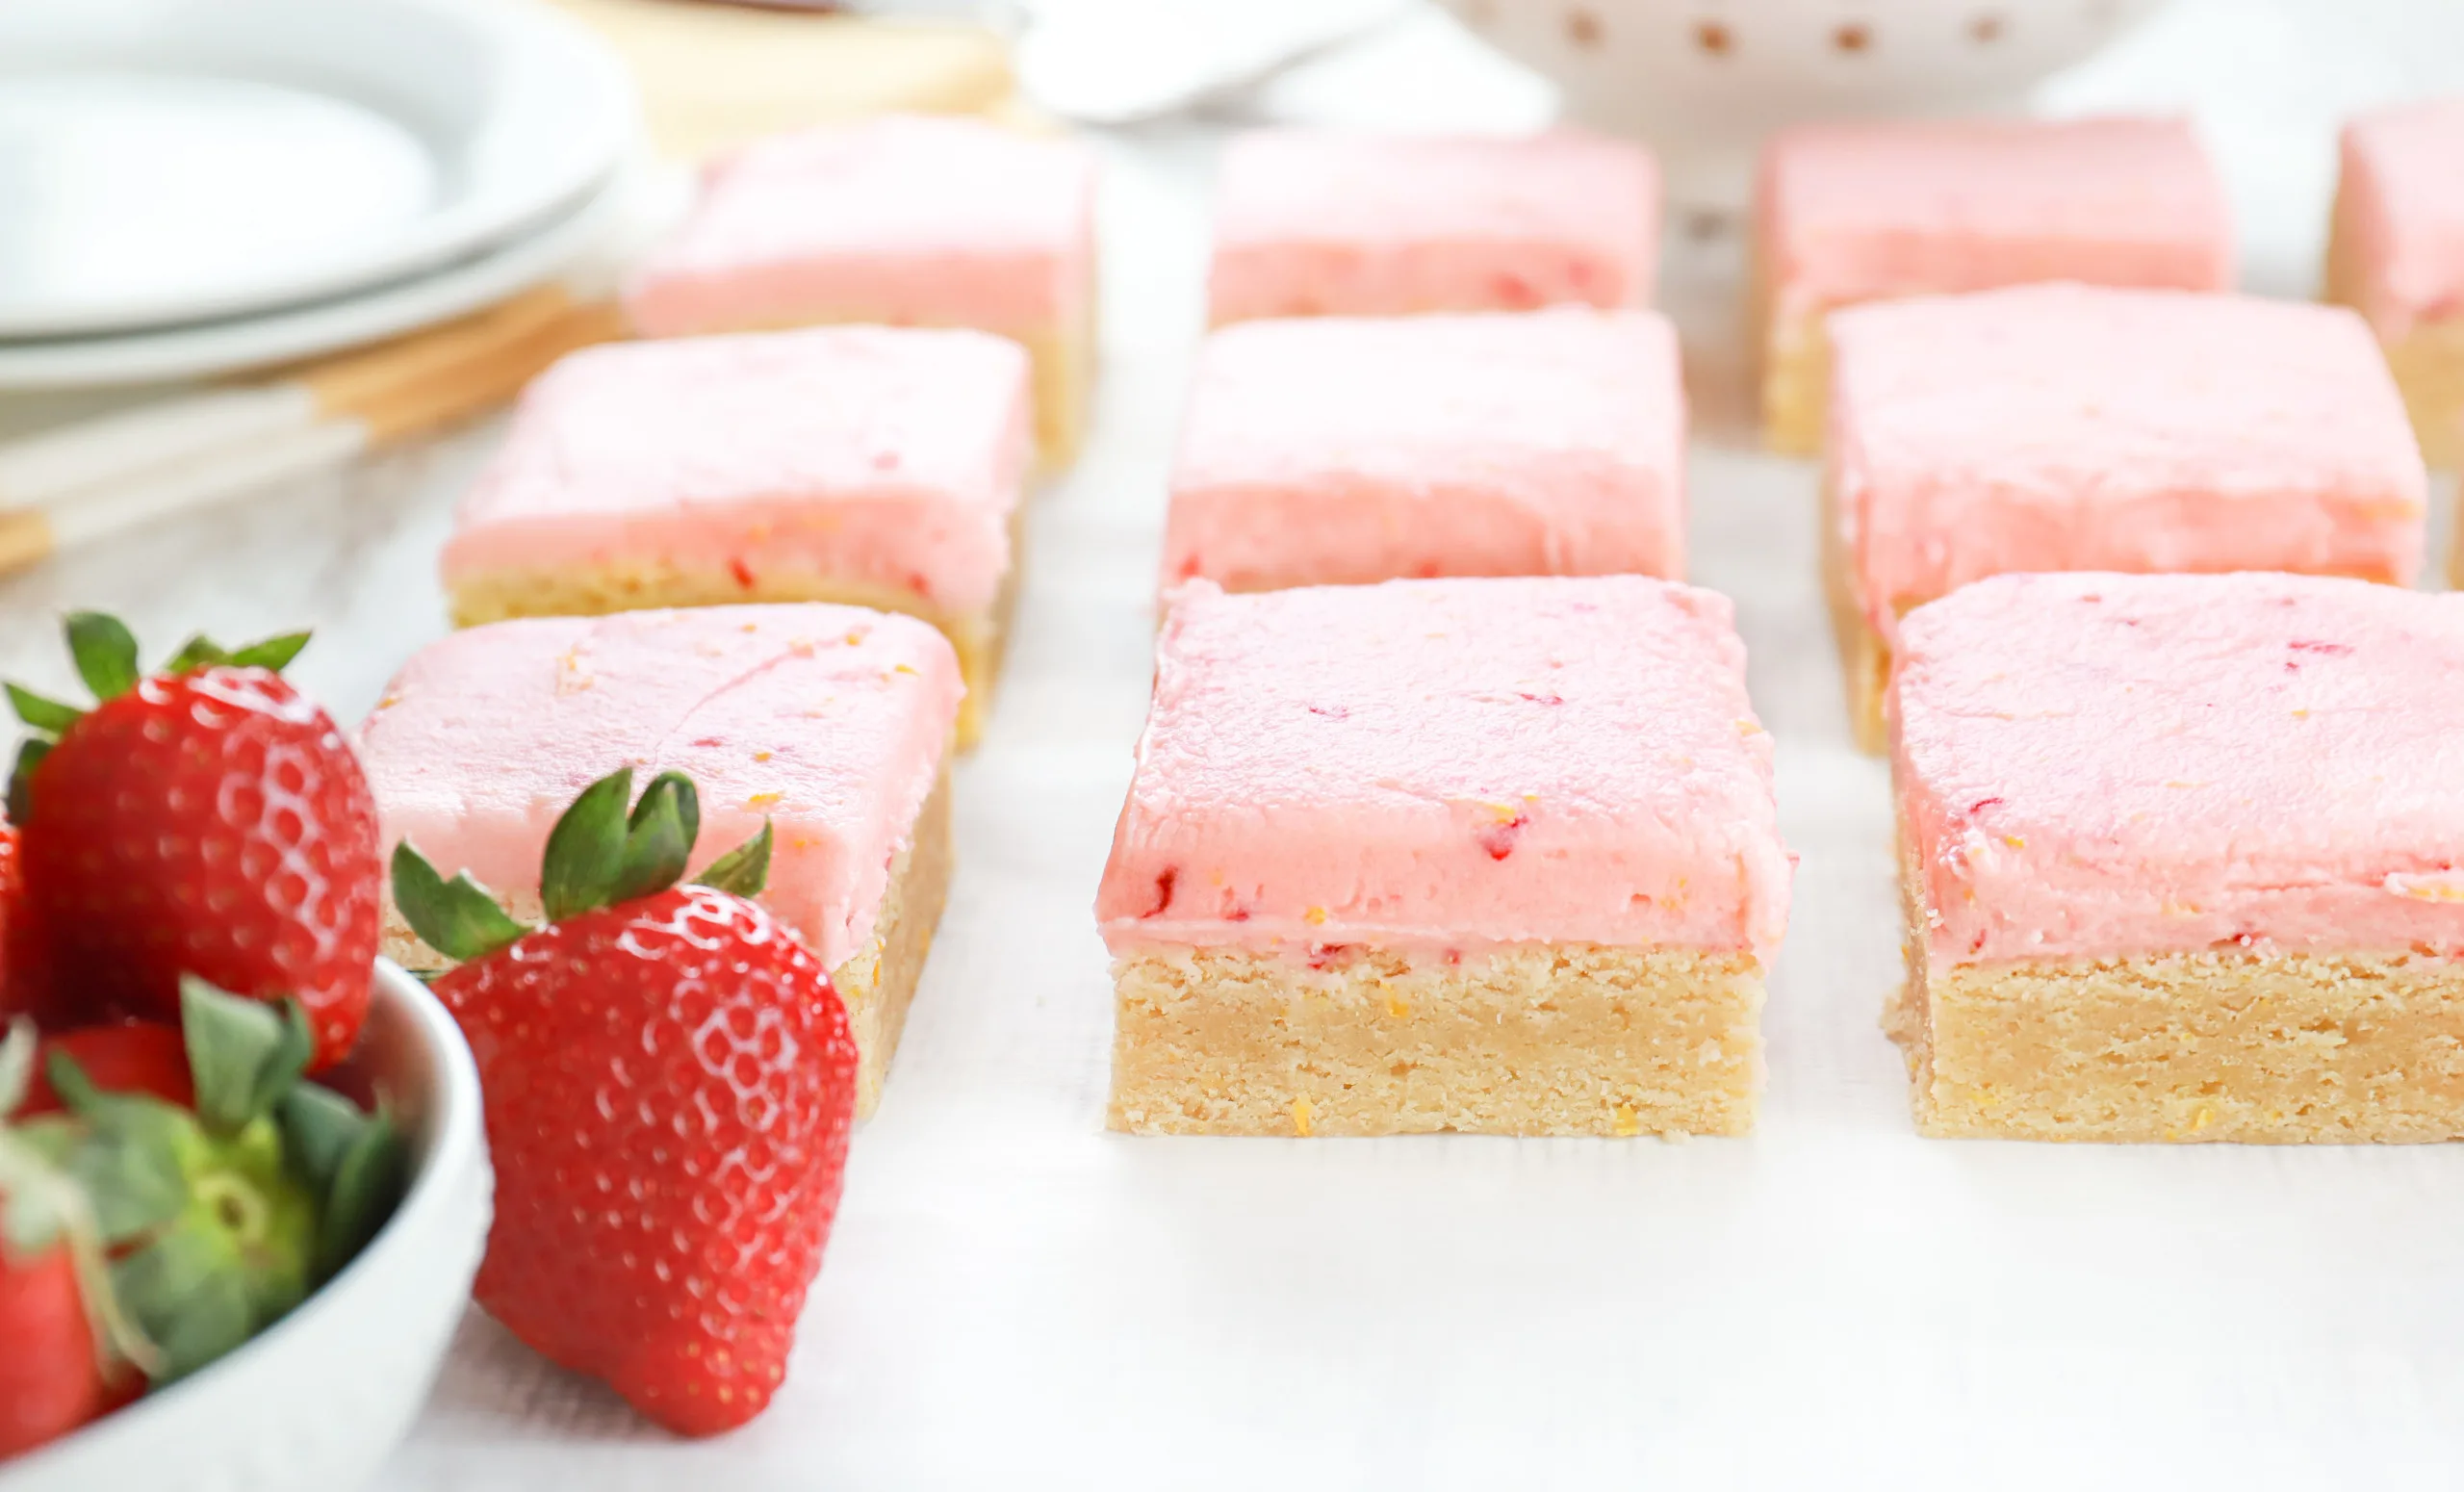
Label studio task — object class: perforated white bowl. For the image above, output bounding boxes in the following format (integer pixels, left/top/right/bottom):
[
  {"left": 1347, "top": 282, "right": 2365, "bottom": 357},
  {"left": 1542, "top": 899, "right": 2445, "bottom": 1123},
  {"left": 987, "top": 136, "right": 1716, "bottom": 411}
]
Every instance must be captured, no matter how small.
[{"left": 1438, "top": 0, "right": 2166, "bottom": 203}]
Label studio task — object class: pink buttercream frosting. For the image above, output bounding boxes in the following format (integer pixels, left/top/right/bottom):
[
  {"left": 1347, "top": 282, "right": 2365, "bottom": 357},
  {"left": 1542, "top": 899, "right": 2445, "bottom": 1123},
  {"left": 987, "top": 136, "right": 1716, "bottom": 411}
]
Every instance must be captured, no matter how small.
[
  {"left": 1162, "top": 309, "right": 1685, "bottom": 592},
  {"left": 1758, "top": 116, "right": 2233, "bottom": 324},
  {"left": 1206, "top": 129, "right": 1658, "bottom": 323},
  {"left": 442, "top": 327, "right": 1030, "bottom": 613},
  {"left": 1831, "top": 285, "right": 2426, "bottom": 643},
  {"left": 2335, "top": 100, "right": 2464, "bottom": 338},
  {"left": 359, "top": 605, "right": 962, "bottom": 971},
  {"left": 626, "top": 115, "right": 1097, "bottom": 338},
  {"left": 1892, "top": 572, "right": 2464, "bottom": 966},
  {"left": 1095, "top": 577, "right": 1792, "bottom": 961}
]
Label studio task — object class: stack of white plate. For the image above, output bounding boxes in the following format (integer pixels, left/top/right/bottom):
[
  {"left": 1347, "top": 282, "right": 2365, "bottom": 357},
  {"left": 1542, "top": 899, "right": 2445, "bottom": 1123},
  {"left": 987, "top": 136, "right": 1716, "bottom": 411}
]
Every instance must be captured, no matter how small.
[{"left": 0, "top": 0, "right": 637, "bottom": 387}]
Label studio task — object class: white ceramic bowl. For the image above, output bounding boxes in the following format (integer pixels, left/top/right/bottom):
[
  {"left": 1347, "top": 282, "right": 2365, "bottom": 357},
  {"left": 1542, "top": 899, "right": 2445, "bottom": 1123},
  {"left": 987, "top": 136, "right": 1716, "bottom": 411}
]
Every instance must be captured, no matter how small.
[
  {"left": 0, "top": 962, "right": 491, "bottom": 1492},
  {"left": 1437, "top": 0, "right": 2168, "bottom": 204}
]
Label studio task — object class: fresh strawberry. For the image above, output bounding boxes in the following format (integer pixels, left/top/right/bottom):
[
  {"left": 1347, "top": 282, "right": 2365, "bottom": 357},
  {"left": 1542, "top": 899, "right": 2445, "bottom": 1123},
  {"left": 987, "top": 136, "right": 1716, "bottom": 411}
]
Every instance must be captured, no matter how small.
[
  {"left": 20, "top": 1024, "right": 194, "bottom": 1118},
  {"left": 1, "top": 1018, "right": 140, "bottom": 1459},
  {"left": 395, "top": 768, "right": 854, "bottom": 1436},
  {"left": 0, "top": 1238, "right": 102, "bottom": 1460},
  {"left": 7, "top": 616, "right": 380, "bottom": 1068},
  {"left": 0, "top": 822, "right": 22, "bottom": 1021}
]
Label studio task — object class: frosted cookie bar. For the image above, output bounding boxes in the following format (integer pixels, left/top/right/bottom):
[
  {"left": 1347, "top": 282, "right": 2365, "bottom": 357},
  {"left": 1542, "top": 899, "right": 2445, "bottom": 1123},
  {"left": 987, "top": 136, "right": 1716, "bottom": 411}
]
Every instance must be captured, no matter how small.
[
  {"left": 1096, "top": 577, "right": 1791, "bottom": 1138},
  {"left": 361, "top": 605, "right": 961, "bottom": 1118},
  {"left": 1888, "top": 572, "right": 2464, "bottom": 1143},
  {"left": 1162, "top": 309, "right": 1686, "bottom": 593},
  {"left": 1207, "top": 130, "right": 1657, "bottom": 324},
  {"left": 627, "top": 115, "right": 1098, "bottom": 464},
  {"left": 1825, "top": 284, "right": 2425, "bottom": 752},
  {"left": 442, "top": 326, "right": 1027, "bottom": 746},
  {"left": 1756, "top": 116, "right": 2232, "bottom": 454},
  {"left": 2327, "top": 99, "right": 2464, "bottom": 471}
]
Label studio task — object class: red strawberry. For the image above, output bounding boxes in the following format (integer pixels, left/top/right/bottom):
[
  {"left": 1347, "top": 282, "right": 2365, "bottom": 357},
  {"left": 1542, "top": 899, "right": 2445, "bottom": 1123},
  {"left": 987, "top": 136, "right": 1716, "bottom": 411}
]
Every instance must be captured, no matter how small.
[
  {"left": 396, "top": 768, "right": 855, "bottom": 1436},
  {"left": 1, "top": 1017, "right": 147, "bottom": 1459},
  {"left": 8, "top": 616, "right": 379, "bottom": 1068},
  {"left": 20, "top": 1024, "right": 194, "bottom": 1118},
  {"left": 0, "top": 1239, "right": 103, "bottom": 1460},
  {"left": 0, "top": 822, "right": 22, "bottom": 1019}
]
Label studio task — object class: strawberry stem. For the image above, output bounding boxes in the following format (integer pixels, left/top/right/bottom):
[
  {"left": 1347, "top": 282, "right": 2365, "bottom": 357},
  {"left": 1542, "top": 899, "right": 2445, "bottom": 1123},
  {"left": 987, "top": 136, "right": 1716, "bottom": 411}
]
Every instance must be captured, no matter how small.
[
  {"left": 390, "top": 843, "right": 533, "bottom": 963},
  {"left": 695, "top": 821, "right": 774, "bottom": 897},
  {"left": 179, "top": 980, "right": 314, "bottom": 1136}
]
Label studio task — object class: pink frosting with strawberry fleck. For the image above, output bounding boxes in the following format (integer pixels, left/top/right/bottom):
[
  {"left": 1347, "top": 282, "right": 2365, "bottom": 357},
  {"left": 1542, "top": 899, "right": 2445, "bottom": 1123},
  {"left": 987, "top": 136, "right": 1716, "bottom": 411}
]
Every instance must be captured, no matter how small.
[
  {"left": 1162, "top": 309, "right": 1686, "bottom": 592},
  {"left": 1758, "top": 116, "right": 2233, "bottom": 326},
  {"left": 1892, "top": 572, "right": 2464, "bottom": 966},
  {"left": 625, "top": 115, "right": 1097, "bottom": 338},
  {"left": 1831, "top": 285, "right": 2427, "bottom": 643},
  {"left": 1095, "top": 578, "right": 1792, "bottom": 961},
  {"left": 1206, "top": 130, "right": 1658, "bottom": 324},
  {"left": 442, "top": 327, "right": 1029, "bottom": 614},
  {"left": 2335, "top": 100, "right": 2464, "bottom": 338},
  {"left": 359, "top": 605, "right": 962, "bottom": 971}
]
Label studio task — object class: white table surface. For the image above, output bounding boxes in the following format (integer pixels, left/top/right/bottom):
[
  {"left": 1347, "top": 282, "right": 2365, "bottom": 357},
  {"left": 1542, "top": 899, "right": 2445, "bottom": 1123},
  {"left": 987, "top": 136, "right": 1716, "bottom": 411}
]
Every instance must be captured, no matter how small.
[{"left": 5, "top": 2, "right": 2463, "bottom": 1487}]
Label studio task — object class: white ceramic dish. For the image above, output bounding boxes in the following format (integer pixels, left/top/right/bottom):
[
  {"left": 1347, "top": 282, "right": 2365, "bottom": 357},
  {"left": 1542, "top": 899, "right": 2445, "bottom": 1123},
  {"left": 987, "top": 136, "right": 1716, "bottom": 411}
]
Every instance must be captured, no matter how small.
[
  {"left": 1437, "top": 0, "right": 2167, "bottom": 204},
  {"left": 0, "top": 163, "right": 639, "bottom": 390},
  {"left": 0, "top": 961, "right": 492, "bottom": 1492},
  {"left": 0, "top": 0, "right": 633, "bottom": 338}
]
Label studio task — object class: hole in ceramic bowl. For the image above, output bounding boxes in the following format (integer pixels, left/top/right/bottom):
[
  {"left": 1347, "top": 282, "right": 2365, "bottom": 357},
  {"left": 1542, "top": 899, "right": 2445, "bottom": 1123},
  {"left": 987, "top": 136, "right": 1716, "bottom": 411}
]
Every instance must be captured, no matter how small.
[
  {"left": 1565, "top": 6, "right": 1604, "bottom": 47},
  {"left": 1970, "top": 12, "right": 2006, "bottom": 41},
  {"left": 1694, "top": 19, "right": 1733, "bottom": 55},
  {"left": 1833, "top": 21, "right": 1873, "bottom": 53}
]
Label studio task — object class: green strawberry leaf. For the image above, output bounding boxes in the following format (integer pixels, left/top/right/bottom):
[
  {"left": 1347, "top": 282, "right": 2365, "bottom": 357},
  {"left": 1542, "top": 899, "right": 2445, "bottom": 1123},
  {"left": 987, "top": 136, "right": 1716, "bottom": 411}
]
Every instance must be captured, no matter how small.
[
  {"left": 181, "top": 979, "right": 313, "bottom": 1135},
  {"left": 111, "top": 1227, "right": 257, "bottom": 1382},
  {"left": 277, "top": 1082, "right": 363, "bottom": 1196},
  {"left": 5, "top": 682, "right": 80, "bottom": 735},
  {"left": 610, "top": 771, "right": 699, "bottom": 905},
  {"left": 8, "top": 736, "right": 48, "bottom": 824},
  {"left": 64, "top": 611, "right": 141, "bottom": 701},
  {"left": 541, "top": 767, "right": 633, "bottom": 921},
  {"left": 317, "top": 1106, "right": 408, "bottom": 1281},
  {"left": 0, "top": 1016, "right": 34, "bottom": 1117},
  {"left": 391, "top": 841, "right": 532, "bottom": 963},
  {"left": 221, "top": 630, "right": 311, "bottom": 672},
  {"left": 42, "top": 1056, "right": 192, "bottom": 1244},
  {"left": 695, "top": 820, "right": 774, "bottom": 898},
  {"left": 160, "top": 633, "right": 228, "bottom": 674},
  {"left": 276, "top": 1082, "right": 408, "bottom": 1279}
]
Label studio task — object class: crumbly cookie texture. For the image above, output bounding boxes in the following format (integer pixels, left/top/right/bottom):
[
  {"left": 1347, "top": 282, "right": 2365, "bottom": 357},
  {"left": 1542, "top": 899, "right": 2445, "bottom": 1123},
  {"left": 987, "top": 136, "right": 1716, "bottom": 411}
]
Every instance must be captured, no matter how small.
[{"left": 1110, "top": 945, "right": 1761, "bottom": 1138}]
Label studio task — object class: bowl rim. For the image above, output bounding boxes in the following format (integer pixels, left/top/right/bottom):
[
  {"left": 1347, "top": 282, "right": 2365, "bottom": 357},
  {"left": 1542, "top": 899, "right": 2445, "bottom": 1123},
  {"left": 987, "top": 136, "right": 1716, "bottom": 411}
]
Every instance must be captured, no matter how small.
[{"left": 0, "top": 959, "right": 486, "bottom": 1476}]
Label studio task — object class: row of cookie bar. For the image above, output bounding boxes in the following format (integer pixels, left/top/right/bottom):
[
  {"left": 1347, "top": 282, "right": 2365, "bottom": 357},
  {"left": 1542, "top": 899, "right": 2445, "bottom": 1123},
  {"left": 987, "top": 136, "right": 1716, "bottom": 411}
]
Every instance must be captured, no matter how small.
[
  {"left": 446, "top": 116, "right": 1104, "bottom": 748},
  {"left": 1762, "top": 102, "right": 2464, "bottom": 473},
  {"left": 1198, "top": 110, "right": 2464, "bottom": 485},
  {"left": 1108, "top": 127, "right": 1785, "bottom": 1137},
  {"left": 365, "top": 116, "right": 1110, "bottom": 1118},
  {"left": 1890, "top": 571, "right": 2464, "bottom": 1143},
  {"left": 1096, "top": 561, "right": 2464, "bottom": 1145}
]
